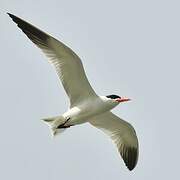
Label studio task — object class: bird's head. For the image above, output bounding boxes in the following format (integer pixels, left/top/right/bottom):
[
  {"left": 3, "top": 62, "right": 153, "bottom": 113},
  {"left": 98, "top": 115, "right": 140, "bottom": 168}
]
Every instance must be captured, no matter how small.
[{"left": 106, "top": 94, "right": 131, "bottom": 104}]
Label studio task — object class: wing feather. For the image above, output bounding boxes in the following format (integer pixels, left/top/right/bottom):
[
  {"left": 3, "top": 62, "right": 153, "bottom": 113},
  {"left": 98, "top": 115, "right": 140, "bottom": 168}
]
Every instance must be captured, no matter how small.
[
  {"left": 90, "top": 112, "right": 139, "bottom": 171},
  {"left": 8, "top": 13, "right": 97, "bottom": 106}
]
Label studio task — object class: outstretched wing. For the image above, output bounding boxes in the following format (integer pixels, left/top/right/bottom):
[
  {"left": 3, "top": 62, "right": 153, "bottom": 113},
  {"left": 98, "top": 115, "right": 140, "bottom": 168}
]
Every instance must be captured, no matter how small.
[
  {"left": 8, "top": 13, "right": 97, "bottom": 106},
  {"left": 90, "top": 112, "right": 139, "bottom": 171}
]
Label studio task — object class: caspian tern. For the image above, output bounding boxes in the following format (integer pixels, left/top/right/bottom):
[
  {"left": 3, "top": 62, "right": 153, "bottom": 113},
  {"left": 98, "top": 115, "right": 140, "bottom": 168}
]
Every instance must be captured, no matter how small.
[{"left": 8, "top": 13, "right": 139, "bottom": 171}]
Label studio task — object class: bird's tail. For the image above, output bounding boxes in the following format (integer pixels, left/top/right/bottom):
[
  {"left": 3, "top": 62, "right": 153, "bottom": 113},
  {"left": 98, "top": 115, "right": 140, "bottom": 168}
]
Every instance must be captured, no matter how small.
[{"left": 42, "top": 116, "right": 67, "bottom": 137}]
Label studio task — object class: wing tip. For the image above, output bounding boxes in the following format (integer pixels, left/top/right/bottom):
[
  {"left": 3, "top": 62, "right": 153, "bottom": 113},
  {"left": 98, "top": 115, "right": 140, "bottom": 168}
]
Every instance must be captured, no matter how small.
[
  {"left": 7, "top": 12, "right": 26, "bottom": 27},
  {"left": 7, "top": 12, "right": 12, "bottom": 16},
  {"left": 7, "top": 13, "right": 49, "bottom": 44},
  {"left": 7, "top": 12, "right": 11, "bottom": 16},
  {"left": 120, "top": 145, "right": 138, "bottom": 171},
  {"left": 7, "top": 12, "right": 18, "bottom": 21}
]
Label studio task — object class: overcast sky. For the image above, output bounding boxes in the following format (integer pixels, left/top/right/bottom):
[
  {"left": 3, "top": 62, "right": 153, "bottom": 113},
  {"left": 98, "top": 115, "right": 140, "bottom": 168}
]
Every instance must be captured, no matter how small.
[{"left": 1, "top": 0, "right": 180, "bottom": 179}]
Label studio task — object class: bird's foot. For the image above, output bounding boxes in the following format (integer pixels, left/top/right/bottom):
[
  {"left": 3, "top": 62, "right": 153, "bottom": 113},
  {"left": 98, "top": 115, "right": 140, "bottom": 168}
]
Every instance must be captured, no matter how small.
[{"left": 57, "top": 117, "right": 71, "bottom": 129}]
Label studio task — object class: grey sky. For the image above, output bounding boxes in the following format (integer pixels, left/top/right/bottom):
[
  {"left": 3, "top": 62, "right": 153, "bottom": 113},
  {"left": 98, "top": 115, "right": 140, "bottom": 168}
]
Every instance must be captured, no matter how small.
[{"left": 1, "top": 0, "right": 180, "bottom": 179}]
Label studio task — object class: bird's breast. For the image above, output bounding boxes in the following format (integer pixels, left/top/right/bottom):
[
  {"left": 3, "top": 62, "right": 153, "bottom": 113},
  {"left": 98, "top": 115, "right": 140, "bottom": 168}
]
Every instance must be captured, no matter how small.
[{"left": 63, "top": 98, "right": 114, "bottom": 125}]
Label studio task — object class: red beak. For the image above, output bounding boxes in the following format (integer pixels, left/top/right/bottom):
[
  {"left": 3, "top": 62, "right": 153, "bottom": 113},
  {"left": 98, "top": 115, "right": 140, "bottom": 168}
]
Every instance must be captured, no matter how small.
[{"left": 115, "top": 97, "right": 131, "bottom": 103}]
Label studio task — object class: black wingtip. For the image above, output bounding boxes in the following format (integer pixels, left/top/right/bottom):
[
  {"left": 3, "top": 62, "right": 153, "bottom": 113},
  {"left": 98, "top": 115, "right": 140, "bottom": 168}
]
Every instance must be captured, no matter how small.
[
  {"left": 128, "top": 166, "right": 135, "bottom": 171},
  {"left": 120, "top": 145, "right": 138, "bottom": 171},
  {"left": 127, "top": 147, "right": 138, "bottom": 171},
  {"left": 7, "top": 13, "right": 19, "bottom": 23},
  {"left": 7, "top": 13, "right": 49, "bottom": 43},
  {"left": 7, "top": 13, "right": 22, "bottom": 23},
  {"left": 7, "top": 12, "right": 13, "bottom": 18}
]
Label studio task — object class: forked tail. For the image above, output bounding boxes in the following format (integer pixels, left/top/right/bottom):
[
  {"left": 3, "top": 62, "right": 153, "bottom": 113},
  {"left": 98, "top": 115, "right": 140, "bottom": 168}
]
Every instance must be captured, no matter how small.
[{"left": 42, "top": 116, "right": 67, "bottom": 137}]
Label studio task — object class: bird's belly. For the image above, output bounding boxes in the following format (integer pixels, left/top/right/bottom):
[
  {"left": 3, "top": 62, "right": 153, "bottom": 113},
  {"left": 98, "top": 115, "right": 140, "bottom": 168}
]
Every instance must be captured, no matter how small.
[
  {"left": 63, "top": 100, "right": 111, "bottom": 126},
  {"left": 64, "top": 111, "right": 95, "bottom": 126},
  {"left": 62, "top": 107, "right": 89, "bottom": 126}
]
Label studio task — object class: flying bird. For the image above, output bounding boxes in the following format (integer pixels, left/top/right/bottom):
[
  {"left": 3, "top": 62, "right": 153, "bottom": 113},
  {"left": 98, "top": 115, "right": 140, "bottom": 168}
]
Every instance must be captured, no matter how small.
[{"left": 8, "top": 13, "right": 139, "bottom": 171}]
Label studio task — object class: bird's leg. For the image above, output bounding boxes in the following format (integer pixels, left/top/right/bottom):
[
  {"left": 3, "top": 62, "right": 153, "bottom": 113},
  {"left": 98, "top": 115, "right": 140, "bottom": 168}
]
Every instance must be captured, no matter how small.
[{"left": 57, "top": 117, "right": 71, "bottom": 129}]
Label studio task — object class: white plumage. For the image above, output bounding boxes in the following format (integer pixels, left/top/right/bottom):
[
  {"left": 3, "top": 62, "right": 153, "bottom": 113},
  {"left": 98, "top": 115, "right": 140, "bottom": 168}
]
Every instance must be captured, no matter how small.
[{"left": 8, "top": 13, "right": 139, "bottom": 171}]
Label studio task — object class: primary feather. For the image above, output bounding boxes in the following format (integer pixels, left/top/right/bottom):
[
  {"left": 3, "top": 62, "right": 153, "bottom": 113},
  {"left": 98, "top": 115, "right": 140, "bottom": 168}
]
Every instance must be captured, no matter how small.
[{"left": 7, "top": 13, "right": 97, "bottom": 106}]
